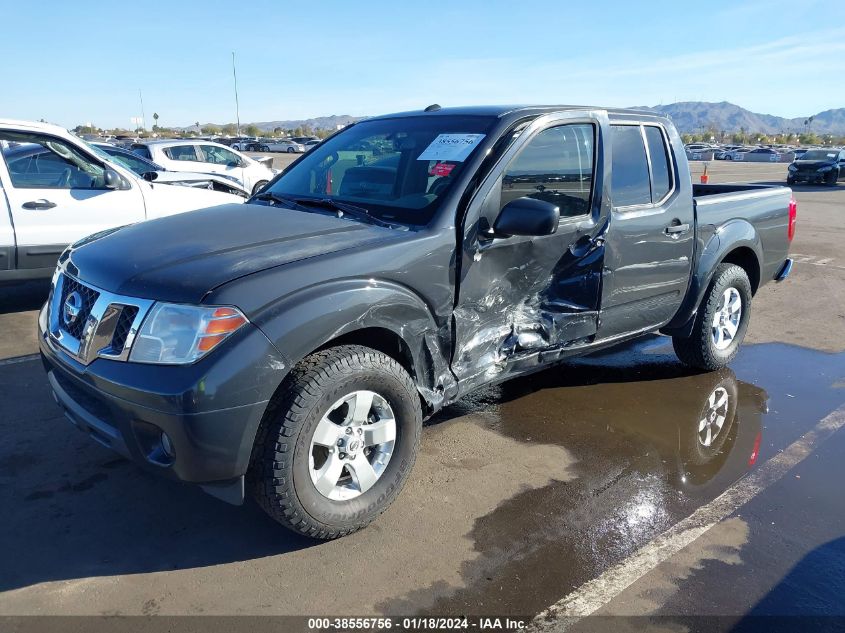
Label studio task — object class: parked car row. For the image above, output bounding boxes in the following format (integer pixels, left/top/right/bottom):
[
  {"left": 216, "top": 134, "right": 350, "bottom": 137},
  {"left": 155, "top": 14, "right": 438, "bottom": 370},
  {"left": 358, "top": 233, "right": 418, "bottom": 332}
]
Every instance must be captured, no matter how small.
[
  {"left": 688, "top": 143, "right": 835, "bottom": 162},
  {"left": 223, "top": 135, "right": 320, "bottom": 153}
]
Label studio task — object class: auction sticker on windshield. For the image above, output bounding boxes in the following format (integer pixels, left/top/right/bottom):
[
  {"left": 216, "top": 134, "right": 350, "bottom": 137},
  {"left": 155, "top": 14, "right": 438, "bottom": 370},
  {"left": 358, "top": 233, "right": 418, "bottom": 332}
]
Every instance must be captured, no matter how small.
[{"left": 417, "top": 134, "right": 485, "bottom": 162}]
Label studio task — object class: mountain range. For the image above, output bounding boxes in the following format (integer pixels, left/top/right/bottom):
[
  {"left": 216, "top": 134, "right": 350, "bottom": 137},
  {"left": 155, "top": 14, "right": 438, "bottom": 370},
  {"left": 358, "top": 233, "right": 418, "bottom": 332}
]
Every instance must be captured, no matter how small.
[
  {"left": 191, "top": 102, "right": 845, "bottom": 136},
  {"left": 636, "top": 102, "right": 845, "bottom": 135}
]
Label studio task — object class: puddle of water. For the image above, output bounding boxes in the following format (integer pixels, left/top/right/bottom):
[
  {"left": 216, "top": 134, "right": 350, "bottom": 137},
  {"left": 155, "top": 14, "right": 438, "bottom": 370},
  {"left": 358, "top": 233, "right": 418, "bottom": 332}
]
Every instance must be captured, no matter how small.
[{"left": 385, "top": 338, "right": 845, "bottom": 617}]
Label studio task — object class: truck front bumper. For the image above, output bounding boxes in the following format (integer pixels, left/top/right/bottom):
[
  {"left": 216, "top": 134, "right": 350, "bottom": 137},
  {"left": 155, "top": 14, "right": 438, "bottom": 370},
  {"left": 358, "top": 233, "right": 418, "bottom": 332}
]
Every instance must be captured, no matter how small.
[{"left": 39, "top": 315, "right": 289, "bottom": 504}]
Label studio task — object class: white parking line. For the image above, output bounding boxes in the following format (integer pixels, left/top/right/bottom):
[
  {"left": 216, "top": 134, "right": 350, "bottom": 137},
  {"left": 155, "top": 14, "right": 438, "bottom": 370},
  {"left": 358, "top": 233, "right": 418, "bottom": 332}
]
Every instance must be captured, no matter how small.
[
  {"left": 528, "top": 403, "right": 845, "bottom": 632},
  {"left": 0, "top": 353, "right": 40, "bottom": 366},
  {"left": 790, "top": 253, "right": 845, "bottom": 270}
]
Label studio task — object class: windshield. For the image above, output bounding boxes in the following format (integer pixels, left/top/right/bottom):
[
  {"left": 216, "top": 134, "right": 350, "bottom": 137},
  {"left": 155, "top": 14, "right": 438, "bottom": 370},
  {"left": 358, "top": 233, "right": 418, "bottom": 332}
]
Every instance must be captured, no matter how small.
[
  {"left": 85, "top": 142, "right": 162, "bottom": 174},
  {"left": 801, "top": 150, "right": 837, "bottom": 161},
  {"left": 262, "top": 115, "right": 497, "bottom": 226}
]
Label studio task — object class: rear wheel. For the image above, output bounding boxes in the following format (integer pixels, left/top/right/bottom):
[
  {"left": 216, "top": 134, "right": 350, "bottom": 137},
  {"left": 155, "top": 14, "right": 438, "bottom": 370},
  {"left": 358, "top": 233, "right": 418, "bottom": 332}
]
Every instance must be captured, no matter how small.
[
  {"left": 260, "top": 145, "right": 270, "bottom": 152},
  {"left": 287, "top": 147, "right": 295, "bottom": 153},
  {"left": 787, "top": 176, "right": 796, "bottom": 185},
  {"left": 673, "top": 264, "right": 752, "bottom": 370},
  {"left": 249, "top": 345, "right": 422, "bottom": 539},
  {"left": 251, "top": 180, "right": 269, "bottom": 195}
]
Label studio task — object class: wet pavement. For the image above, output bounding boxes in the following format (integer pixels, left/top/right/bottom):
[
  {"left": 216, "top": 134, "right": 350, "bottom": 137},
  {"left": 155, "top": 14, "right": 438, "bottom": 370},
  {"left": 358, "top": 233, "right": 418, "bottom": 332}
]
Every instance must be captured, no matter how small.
[
  {"left": 1, "top": 161, "right": 844, "bottom": 622},
  {"left": 1, "top": 335, "right": 843, "bottom": 618}
]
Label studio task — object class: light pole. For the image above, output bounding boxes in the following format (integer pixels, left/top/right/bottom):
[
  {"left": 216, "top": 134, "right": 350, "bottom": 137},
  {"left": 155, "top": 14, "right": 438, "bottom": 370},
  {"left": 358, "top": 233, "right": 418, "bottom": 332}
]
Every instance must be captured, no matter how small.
[
  {"left": 232, "top": 52, "right": 241, "bottom": 137},
  {"left": 138, "top": 89, "right": 146, "bottom": 132}
]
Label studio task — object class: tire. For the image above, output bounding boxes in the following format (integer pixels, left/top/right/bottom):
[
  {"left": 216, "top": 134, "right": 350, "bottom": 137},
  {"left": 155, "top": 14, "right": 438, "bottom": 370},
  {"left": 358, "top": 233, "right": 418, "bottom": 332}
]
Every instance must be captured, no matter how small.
[
  {"left": 287, "top": 147, "right": 295, "bottom": 153},
  {"left": 825, "top": 170, "right": 838, "bottom": 186},
  {"left": 260, "top": 145, "right": 270, "bottom": 152},
  {"left": 673, "top": 263, "right": 752, "bottom": 371},
  {"left": 787, "top": 177, "right": 796, "bottom": 185},
  {"left": 251, "top": 180, "right": 269, "bottom": 195},
  {"left": 249, "top": 345, "right": 422, "bottom": 539},
  {"left": 685, "top": 373, "right": 738, "bottom": 468}
]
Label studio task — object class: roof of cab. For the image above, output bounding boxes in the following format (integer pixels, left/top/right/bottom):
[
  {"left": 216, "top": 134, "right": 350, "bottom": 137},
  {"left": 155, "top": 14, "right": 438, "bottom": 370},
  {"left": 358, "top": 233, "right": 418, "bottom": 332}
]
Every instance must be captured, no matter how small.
[{"left": 370, "top": 104, "right": 660, "bottom": 120}]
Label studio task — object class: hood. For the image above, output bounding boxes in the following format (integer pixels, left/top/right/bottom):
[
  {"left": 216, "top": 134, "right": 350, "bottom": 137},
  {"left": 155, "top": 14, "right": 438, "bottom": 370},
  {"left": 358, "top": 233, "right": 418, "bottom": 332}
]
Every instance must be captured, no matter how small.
[
  {"left": 793, "top": 159, "right": 836, "bottom": 169},
  {"left": 66, "top": 203, "right": 403, "bottom": 303}
]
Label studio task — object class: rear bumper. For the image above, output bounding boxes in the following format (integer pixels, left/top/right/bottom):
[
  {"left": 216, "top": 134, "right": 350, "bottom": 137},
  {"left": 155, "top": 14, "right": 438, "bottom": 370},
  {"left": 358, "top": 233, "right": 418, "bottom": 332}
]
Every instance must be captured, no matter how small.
[{"left": 39, "top": 317, "right": 289, "bottom": 503}]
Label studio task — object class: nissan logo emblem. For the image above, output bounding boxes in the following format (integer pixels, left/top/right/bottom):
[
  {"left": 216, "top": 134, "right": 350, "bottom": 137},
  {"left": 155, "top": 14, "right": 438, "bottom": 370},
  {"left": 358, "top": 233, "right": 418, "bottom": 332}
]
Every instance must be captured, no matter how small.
[{"left": 63, "top": 291, "right": 83, "bottom": 326}]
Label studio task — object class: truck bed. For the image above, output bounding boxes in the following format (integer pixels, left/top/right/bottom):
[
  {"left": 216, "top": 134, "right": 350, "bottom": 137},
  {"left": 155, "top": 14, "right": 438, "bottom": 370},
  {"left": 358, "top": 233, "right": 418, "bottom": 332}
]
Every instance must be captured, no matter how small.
[{"left": 692, "top": 182, "right": 793, "bottom": 287}]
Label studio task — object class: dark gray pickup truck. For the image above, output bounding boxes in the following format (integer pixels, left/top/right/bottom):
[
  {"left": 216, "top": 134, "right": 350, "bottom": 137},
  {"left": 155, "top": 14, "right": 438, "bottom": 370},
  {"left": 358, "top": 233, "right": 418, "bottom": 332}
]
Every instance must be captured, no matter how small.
[{"left": 38, "top": 105, "right": 796, "bottom": 538}]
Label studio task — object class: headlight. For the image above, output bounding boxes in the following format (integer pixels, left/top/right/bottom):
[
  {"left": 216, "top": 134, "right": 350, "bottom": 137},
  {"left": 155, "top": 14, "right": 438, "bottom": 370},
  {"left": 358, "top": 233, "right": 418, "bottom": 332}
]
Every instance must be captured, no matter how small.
[
  {"left": 129, "top": 303, "right": 248, "bottom": 364},
  {"left": 818, "top": 165, "right": 833, "bottom": 173},
  {"left": 788, "top": 164, "right": 797, "bottom": 171}
]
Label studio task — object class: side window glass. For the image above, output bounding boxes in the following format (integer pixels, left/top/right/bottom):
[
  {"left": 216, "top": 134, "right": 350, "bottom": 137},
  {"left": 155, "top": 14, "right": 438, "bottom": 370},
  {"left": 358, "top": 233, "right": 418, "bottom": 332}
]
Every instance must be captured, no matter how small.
[
  {"left": 500, "top": 123, "right": 594, "bottom": 218},
  {"left": 610, "top": 125, "right": 651, "bottom": 207},
  {"left": 644, "top": 126, "right": 672, "bottom": 202},
  {"left": 133, "top": 146, "right": 152, "bottom": 160},
  {"left": 164, "top": 145, "right": 198, "bottom": 161},
  {"left": 0, "top": 133, "right": 106, "bottom": 189},
  {"left": 201, "top": 145, "right": 238, "bottom": 165}
]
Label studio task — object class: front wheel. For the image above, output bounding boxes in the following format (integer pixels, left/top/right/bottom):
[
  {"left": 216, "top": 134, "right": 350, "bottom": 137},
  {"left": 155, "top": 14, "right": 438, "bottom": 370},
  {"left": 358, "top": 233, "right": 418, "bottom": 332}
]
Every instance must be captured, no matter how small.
[
  {"left": 826, "top": 170, "right": 839, "bottom": 186},
  {"left": 673, "top": 263, "right": 752, "bottom": 370},
  {"left": 251, "top": 180, "right": 269, "bottom": 195},
  {"left": 249, "top": 345, "right": 422, "bottom": 539}
]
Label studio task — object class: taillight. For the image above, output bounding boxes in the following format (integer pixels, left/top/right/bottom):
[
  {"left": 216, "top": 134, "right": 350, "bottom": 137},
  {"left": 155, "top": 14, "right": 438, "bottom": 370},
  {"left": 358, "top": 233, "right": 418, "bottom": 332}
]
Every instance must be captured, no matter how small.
[
  {"left": 788, "top": 196, "right": 797, "bottom": 242},
  {"left": 748, "top": 431, "right": 762, "bottom": 467}
]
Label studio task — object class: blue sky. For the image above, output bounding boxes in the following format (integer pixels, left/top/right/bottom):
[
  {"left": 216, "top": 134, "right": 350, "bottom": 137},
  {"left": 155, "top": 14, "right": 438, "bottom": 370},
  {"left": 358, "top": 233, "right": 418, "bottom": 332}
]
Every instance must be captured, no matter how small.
[{"left": 2, "top": 0, "right": 843, "bottom": 129}]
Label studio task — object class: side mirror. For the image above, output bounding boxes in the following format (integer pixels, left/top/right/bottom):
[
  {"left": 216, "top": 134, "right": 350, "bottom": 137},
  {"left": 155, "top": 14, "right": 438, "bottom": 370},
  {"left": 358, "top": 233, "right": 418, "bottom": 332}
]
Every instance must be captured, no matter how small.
[
  {"left": 493, "top": 197, "right": 560, "bottom": 237},
  {"left": 142, "top": 171, "right": 159, "bottom": 182},
  {"left": 104, "top": 168, "right": 126, "bottom": 190}
]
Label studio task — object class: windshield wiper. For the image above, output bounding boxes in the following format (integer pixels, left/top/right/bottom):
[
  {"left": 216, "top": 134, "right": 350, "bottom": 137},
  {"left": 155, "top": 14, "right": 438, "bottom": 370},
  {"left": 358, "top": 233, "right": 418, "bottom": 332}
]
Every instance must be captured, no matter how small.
[
  {"left": 250, "top": 191, "right": 311, "bottom": 211},
  {"left": 291, "top": 197, "right": 398, "bottom": 229}
]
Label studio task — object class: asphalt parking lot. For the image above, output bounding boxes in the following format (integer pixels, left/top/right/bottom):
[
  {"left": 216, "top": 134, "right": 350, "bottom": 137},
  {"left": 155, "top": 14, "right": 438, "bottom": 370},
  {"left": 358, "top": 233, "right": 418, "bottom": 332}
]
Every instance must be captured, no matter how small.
[{"left": 1, "top": 161, "right": 844, "bottom": 627}]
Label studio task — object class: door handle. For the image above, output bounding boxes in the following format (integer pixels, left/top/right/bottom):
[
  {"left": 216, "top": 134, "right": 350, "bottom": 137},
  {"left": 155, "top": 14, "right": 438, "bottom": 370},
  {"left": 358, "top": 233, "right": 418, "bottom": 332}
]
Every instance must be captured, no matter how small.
[
  {"left": 664, "top": 222, "right": 690, "bottom": 235},
  {"left": 22, "top": 199, "right": 57, "bottom": 210}
]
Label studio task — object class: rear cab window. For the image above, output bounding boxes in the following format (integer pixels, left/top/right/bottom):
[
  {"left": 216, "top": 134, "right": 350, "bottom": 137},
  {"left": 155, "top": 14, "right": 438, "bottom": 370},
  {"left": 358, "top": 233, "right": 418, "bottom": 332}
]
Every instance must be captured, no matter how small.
[{"left": 611, "top": 123, "right": 675, "bottom": 207}]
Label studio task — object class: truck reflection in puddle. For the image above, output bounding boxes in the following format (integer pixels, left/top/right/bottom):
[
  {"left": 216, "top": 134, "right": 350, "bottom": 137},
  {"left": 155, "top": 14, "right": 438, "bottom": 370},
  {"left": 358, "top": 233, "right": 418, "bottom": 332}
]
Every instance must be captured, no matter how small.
[
  {"left": 444, "top": 351, "right": 767, "bottom": 502},
  {"left": 391, "top": 341, "right": 844, "bottom": 617}
]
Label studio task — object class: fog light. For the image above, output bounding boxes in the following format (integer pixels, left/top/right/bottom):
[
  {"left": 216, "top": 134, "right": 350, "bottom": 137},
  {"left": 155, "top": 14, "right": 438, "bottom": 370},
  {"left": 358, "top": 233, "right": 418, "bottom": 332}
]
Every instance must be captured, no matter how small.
[{"left": 160, "top": 431, "right": 175, "bottom": 458}]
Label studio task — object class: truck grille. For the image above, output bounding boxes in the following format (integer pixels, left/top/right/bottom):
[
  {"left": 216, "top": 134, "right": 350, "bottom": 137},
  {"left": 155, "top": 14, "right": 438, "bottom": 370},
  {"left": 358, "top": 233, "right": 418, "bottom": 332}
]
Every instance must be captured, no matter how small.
[
  {"left": 47, "top": 272, "right": 154, "bottom": 365},
  {"left": 111, "top": 306, "right": 139, "bottom": 351},
  {"left": 59, "top": 276, "right": 100, "bottom": 339}
]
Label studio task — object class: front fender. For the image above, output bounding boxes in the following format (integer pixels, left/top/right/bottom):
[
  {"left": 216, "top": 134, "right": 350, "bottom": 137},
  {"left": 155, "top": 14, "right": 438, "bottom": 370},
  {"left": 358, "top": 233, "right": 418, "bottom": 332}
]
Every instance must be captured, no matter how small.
[
  {"left": 252, "top": 278, "right": 454, "bottom": 406},
  {"left": 662, "top": 219, "right": 762, "bottom": 336}
]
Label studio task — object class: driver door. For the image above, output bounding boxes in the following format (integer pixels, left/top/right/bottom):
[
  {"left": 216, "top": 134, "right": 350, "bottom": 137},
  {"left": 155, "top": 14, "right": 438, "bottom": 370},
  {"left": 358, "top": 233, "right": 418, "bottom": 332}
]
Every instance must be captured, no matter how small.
[
  {"left": 452, "top": 112, "right": 610, "bottom": 394},
  {"left": 0, "top": 129, "right": 145, "bottom": 272}
]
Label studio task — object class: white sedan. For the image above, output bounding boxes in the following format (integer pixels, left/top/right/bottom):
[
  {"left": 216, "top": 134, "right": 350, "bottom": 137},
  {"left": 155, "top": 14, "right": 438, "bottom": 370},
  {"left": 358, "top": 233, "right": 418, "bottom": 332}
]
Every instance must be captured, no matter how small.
[
  {"left": 255, "top": 139, "right": 305, "bottom": 153},
  {"left": 132, "top": 140, "right": 278, "bottom": 195}
]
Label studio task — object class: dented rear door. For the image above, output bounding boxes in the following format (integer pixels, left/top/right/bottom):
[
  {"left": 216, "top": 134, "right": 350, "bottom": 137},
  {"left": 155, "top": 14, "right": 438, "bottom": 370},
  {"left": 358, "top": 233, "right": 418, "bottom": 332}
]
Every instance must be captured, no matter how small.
[{"left": 452, "top": 111, "right": 611, "bottom": 394}]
